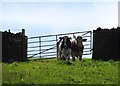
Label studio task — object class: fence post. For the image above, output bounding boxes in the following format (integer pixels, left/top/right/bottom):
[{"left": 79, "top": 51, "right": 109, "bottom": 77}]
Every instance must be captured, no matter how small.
[
  {"left": 39, "top": 37, "right": 41, "bottom": 60},
  {"left": 56, "top": 35, "right": 58, "bottom": 58},
  {"left": 0, "top": 31, "right": 1, "bottom": 86},
  {"left": 90, "top": 31, "right": 92, "bottom": 54},
  {"left": 73, "top": 33, "right": 75, "bottom": 38}
]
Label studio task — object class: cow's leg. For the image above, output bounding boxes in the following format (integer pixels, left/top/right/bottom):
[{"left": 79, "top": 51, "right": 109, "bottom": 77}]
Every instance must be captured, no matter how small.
[
  {"left": 71, "top": 54, "right": 75, "bottom": 61},
  {"left": 57, "top": 51, "right": 61, "bottom": 60},
  {"left": 79, "top": 54, "right": 82, "bottom": 61},
  {"left": 68, "top": 49, "right": 71, "bottom": 61},
  {"left": 71, "top": 52, "right": 75, "bottom": 61},
  {"left": 72, "top": 56, "right": 76, "bottom": 61},
  {"left": 68, "top": 54, "right": 71, "bottom": 61},
  {"left": 67, "top": 56, "right": 70, "bottom": 60},
  {"left": 79, "top": 52, "right": 82, "bottom": 61},
  {"left": 61, "top": 54, "right": 65, "bottom": 60},
  {"left": 57, "top": 51, "right": 59, "bottom": 60},
  {"left": 71, "top": 55, "right": 75, "bottom": 61},
  {"left": 73, "top": 56, "right": 75, "bottom": 61},
  {"left": 79, "top": 56, "right": 82, "bottom": 61},
  {"left": 63, "top": 56, "right": 66, "bottom": 60}
]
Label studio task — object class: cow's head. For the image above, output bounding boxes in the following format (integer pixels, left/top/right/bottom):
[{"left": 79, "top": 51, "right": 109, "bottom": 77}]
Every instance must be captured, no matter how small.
[
  {"left": 77, "top": 36, "right": 87, "bottom": 42},
  {"left": 73, "top": 35, "right": 87, "bottom": 45},
  {"left": 59, "top": 36, "right": 71, "bottom": 49}
]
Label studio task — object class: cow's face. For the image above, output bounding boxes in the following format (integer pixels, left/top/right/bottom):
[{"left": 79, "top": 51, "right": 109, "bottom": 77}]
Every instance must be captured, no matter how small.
[
  {"left": 59, "top": 36, "right": 71, "bottom": 49},
  {"left": 76, "top": 36, "right": 87, "bottom": 45}
]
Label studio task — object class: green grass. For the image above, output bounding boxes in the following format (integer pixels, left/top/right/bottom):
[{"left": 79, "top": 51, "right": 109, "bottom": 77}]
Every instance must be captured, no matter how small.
[{"left": 2, "top": 58, "right": 119, "bottom": 84}]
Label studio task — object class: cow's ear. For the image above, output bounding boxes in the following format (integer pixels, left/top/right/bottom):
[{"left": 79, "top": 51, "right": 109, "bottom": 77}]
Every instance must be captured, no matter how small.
[
  {"left": 59, "top": 37, "right": 63, "bottom": 39},
  {"left": 83, "top": 39, "right": 87, "bottom": 42}
]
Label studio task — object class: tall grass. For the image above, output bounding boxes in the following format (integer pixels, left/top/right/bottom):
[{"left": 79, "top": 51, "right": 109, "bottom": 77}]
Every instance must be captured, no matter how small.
[{"left": 2, "top": 58, "right": 119, "bottom": 84}]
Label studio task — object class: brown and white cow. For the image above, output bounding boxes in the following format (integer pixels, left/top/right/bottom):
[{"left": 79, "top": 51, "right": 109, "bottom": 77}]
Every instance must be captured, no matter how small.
[
  {"left": 71, "top": 35, "right": 87, "bottom": 61},
  {"left": 57, "top": 36, "right": 71, "bottom": 61}
]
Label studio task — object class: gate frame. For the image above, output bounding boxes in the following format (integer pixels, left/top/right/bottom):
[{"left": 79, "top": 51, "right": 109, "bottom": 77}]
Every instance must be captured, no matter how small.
[{"left": 27, "top": 31, "right": 92, "bottom": 59}]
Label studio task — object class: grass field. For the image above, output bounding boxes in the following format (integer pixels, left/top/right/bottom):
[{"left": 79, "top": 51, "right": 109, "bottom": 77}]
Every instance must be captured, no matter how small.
[{"left": 2, "top": 58, "right": 119, "bottom": 84}]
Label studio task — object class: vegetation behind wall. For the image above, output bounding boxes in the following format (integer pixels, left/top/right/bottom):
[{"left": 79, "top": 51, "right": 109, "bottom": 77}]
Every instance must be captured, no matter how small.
[
  {"left": 92, "top": 27, "right": 120, "bottom": 61},
  {"left": 2, "top": 29, "right": 27, "bottom": 62}
]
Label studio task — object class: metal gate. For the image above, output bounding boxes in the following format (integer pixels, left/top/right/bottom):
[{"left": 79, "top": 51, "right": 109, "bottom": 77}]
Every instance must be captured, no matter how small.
[{"left": 27, "top": 31, "right": 92, "bottom": 59}]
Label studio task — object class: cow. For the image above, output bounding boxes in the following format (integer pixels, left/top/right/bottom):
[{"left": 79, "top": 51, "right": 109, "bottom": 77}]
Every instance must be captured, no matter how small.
[
  {"left": 57, "top": 36, "right": 71, "bottom": 61},
  {"left": 71, "top": 35, "right": 87, "bottom": 61}
]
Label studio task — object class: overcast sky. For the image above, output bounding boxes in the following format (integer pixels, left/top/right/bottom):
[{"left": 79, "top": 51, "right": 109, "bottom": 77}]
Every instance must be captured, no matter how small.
[{"left": 0, "top": 0, "right": 119, "bottom": 37}]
